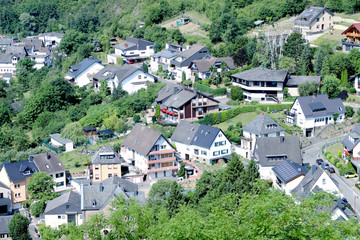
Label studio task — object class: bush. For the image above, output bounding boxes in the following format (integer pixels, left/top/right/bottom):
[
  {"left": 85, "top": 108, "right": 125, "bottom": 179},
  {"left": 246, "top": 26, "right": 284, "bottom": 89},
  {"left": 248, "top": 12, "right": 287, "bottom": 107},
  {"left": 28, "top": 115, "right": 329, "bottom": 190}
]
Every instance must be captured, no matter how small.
[
  {"left": 345, "top": 106, "right": 354, "bottom": 118},
  {"left": 350, "top": 87, "right": 356, "bottom": 94},
  {"left": 133, "top": 114, "right": 140, "bottom": 123},
  {"left": 324, "top": 151, "right": 330, "bottom": 156},
  {"left": 326, "top": 153, "right": 332, "bottom": 160},
  {"left": 336, "top": 162, "right": 342, "bottom": 168},
  {"left": 74, "top": 162, "right": 81, "bottom": 168},
  {"left": 30, "top": 201, "right": 45, "bottom": 217},
  {"left": 337, "top": 150, "right": 342, "bottom": 158},
  {"left": 230, "top": 86, "right": 244, "bottom": 101},
  {"left": 330, "top": 157, "right": 336, "bottom": 164},
  {"left": 334, "top": 158, "right": 340, "bottom": 165},
  {"left": 193, "top": 82, "right": 227, "bottom": 96}
]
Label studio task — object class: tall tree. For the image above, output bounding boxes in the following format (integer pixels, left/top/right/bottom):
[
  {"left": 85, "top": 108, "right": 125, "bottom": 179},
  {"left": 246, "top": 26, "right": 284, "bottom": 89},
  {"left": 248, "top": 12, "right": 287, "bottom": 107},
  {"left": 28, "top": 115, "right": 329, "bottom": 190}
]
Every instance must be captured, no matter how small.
[
  {"left": 166, "top": 181, "right": 183, "bottom": 217},
  {"left": 8, "top": 213, "right": 30, "bottom": 240},
  {"left": 314, "top": 51, "right": 322, "bottom": 76},
  {"left": 321, "top": 75, "right": 341, "bottom": 99},
  {"left": 282, "top": 32, "right": 306, "bottom": 62},
  {"left": 223, "top": 154, "right": 244, "bottom": 184},
  {"left": 321, "top": 54, "right": 330, "bottom": 77},
  {"left": 27, "top": 172, "right": 58, "bottom": 202},
  {"left": 298, "top": 82, "right": 319, "bottom": 96},
  {"left": 300, "top": 44, "right": 312, "bottom": 75},
  {"left": 16, "top": 57, "right": 36, "bottom": 89},
  {"left": 61, "top": 122, "right": 87, "bottom": 145}
]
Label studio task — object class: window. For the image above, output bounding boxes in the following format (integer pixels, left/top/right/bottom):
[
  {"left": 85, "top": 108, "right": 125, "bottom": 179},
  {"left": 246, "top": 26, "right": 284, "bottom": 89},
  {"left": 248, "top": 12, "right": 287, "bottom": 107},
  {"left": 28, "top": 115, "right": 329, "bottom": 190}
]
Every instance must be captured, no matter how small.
[
  {"left": 95, "top": 165, "right": 99, "bottom": 170},
  {"left": 338, "top": 107, "right": 342, "bottom": 111},
  {"left": 161, "top": 145, "right": 166, "bottom": 150},
  {"left": 194, "top": 149, "right": 199, "bottom": 155},
  {"left": 108, "top": 164, "right": 112, "bottom": 169},
  {"left": 95, "top": 174, "right": 99, "bottom": 180},
  {"left": 108, "top": 174, "right": 112, "bottom": 178},
  {"left": 213, "top": 151, "right": 220, "bottom": 156},
  {"left": 329, "top": 16, "right": 331, "bottom": 20},
  {"left": 221, "top": 149, "right": 228, "bottom": 154},
  {"left": 149, "top": 163, "right": 155, "bottom": 168},
  {"left": 138, "top": 75, "right": 142, "bottom": 79},
  {"left": 14, "top": 184, "right": 20, "bottom": 189},
  {"left": 201, "top": 150, "right": 207, "bottom": 156},
  {"left": 56, "top": 172, "right": 64, "bottom": 178},
  {"left": 58, "top": 181, "right": 64, "bottom": 187},
  {"left": 161, "top": 162, "right": 173, "bottom": 167},
  {"left": 317, "top": 18, "right": 319, "bottom": 22},
  {"left": 0, "top": 193, "right": 3, "bottom": 199},
  {"left": 215, "top": 142, "right": 219, "bottom": 147},
  {"left": 316, "top": 25, "right": 319, "bottom": 29},
  {"left": 114, "top": 173, "right": 118, "bottom": 177},
  {"left": 113, "top": 164, "right": 118, "bottom": 169},
  {"left": 66, "top": 205, "right": 70, "bottom": 209},
  {"left": 322, "top": 17, "right": 324, "bottom": 21},
  {"left": 58, "top": 216, "right": 61, "bottom": 219},
  {"left": 322, "top": 178, "right": 326, "bottom": 184}
]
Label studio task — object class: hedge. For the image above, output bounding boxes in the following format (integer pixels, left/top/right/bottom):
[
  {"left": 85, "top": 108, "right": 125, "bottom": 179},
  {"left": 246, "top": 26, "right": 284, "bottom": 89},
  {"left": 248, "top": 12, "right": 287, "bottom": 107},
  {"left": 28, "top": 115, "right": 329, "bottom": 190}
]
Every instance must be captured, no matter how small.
[{"left": 193, "top": 82, "right": 227, "bottom": 96}]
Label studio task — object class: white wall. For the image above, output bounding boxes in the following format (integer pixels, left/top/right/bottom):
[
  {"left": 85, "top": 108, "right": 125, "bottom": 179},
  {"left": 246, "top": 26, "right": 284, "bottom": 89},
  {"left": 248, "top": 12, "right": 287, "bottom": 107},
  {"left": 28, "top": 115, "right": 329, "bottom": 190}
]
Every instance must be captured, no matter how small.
[
  {"left": 312, "top": 171, "right": 343, "bottom": 198},
  {"left": 45, "top": 213, "right": 83, "bottom": 229},
  {"left": 258, "top": 165, "right": 272, "bottom": 180},
  {"left": 73, "top": 63, "right": 104, "bottom": 87},
  {"left": 115, "top": 46, "right": 154, "bottom": 59},
  {"left": 53, "top": 171, "right": 66, "bottom": 192},
  {"left": 106, "top": 70, "right": 155, "bottom": 94}
]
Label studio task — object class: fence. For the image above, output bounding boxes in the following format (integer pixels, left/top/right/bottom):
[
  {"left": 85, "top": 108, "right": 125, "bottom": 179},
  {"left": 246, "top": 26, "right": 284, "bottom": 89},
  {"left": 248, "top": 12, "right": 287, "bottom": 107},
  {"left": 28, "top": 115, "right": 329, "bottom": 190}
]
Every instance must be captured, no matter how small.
[{"left": 42, "top": 140, "right": 64, "bottom": 154}]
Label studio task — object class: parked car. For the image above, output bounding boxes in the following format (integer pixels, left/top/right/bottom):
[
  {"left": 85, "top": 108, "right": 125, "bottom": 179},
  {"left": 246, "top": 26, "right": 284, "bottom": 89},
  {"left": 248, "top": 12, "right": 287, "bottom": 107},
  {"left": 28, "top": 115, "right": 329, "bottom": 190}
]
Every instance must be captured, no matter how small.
[
  {"left": 342, "top": 198, "right": 348, "bottom": 204},
  {"left": 328, "top": 167, "right": 335, "bottom": 173},
  {"left": 323, "top": 163, "right": 329, "bottom": 170},
  {"left": 316, "top": 159, "right": 323, "bottom": 165},
  {"left": 344, "top": 172, "right": 358, "bottom": 178}
]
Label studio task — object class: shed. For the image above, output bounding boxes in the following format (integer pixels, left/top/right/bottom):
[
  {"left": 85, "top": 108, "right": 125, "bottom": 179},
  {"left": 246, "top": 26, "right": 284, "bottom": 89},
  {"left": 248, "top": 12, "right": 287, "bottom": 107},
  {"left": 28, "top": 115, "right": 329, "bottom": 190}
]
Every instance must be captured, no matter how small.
[{"left": 49, "top": 134, "right": 74, "bottom": 152}]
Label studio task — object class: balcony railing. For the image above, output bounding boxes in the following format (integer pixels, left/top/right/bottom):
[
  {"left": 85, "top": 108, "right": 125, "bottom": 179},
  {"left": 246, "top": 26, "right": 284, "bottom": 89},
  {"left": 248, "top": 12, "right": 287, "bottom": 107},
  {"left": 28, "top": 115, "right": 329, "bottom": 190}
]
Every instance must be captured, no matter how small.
[
  {"left": 147, "top": 156, "right": 177, "bottom": 164},
  {"left": 342, "top": 39, "right": 360, "bottom": 47},
  {"left": 146, "top": 165, "right": 179, "bottom": 173}
]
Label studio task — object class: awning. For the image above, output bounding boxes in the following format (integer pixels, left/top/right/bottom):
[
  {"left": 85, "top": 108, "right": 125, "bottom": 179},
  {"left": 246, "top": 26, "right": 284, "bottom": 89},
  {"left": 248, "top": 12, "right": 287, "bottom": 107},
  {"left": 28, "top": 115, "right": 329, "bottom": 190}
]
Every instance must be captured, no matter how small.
[{"left": 344, "top": 150, "right": 350, "bottom": 156}]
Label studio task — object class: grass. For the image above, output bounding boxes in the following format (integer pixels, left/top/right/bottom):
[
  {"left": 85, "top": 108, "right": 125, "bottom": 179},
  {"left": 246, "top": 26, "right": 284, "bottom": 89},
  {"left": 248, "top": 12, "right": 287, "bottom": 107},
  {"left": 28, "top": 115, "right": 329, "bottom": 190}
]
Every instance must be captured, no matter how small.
[
  {"left": 283, "top": 96, "right": 297, "bottom": 102},
  {"left": 311, "top": 30, "right": 343, "bottom": 48},
  {"left": 267, "top": 112, "right": 302, "bottom": 135},
  {"left": 336, "top": 12, "right": 360, "bottom": 22},
  {"left": 215, "top": 112, "right": 258, "bottom": 132},
  {"left": 195, "top": 161, "right": 227, "bottom": 172},
  {"left": 325, "top": 142, "right": 343, "bottom": 158},
  {"left": 347, "top": 94, "right": 360, "bottom": 103}
]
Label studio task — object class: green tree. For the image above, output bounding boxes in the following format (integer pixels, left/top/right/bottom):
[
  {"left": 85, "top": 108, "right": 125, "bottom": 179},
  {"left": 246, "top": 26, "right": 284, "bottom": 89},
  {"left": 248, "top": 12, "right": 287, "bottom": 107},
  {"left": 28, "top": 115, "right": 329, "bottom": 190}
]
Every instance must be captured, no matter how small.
[
  {"left": 341, "top": 69, "right": 348, "bottom": 86},
  {"left": 61, "top": 122, "right": 87, "bottom": 145},
  {"left": 112, "top": 85, "right": 126, "bottom": 101},
  {"left": 142, "top": 62, "right": 148, "bottom": 73},
  {"left": 329, "top": 52, "right": 352, "bottom": 78},
  {"left": 100, "top": 79, "right": 110, "bottom": 97},
  {"left": 345, "top": 106, "right": 354, "bottom": 118},
  {"left": 279, "top": 56, "right": 296, "bottom": 74},
  {"left": 300, "top": 44, "right": 312, "bottom": 75},
  {"left": 298, "top": 82, "right": 319, "bottom": 96},
  {"left": 230, "top": 86, "right": 244, "bottom": 101},
  {"left": 148, "top": 180, "right": 172, "bottom": 208},
  {"left": 314, "top": 51, "right": 322, "bottom": 76},
  {"left": 103, "top": 114, "right": 125, "bottom": 131},
  {"left": 27, "top": 172, "right": 58, "bottom": 202},
  {"left": 282, "top": 32, "right": 306, "bottom": 62},
  {"left": 30, "top": 201, "right": 45, "bottom": 217},
  {"left": 16, "top": 57, "right": 36, "bottom": 89},
  {"left": 182, "top": 71, "right": 186, "bottom": 81},
  {"left": 133, "top": 114, "right": 140, "bottom": 123},
  {"left": 8, "top": 213, "right": 30, "bottom": 240},
  {"left": 155, "top": 105, "right": 161, "bottom": 118},
  {"left": 153, "top": 42, "right": 162, "bottom": 53},
  {"left": 224, "top": 154, "right": 244, "bottom": 184},
  {"left": 59, "top": 29, "right": 88, "bottom": 55},
  {"left": 321, "top": 54, "right": 330, "bottom": 77},
  {"left": 166, "top": 181, "right": 183, "bottom": 217},
  {"left": 321, "top": 75, "right": 341, "bottom": 99},
  {"left": 0, "top": 103, "right": 11, "bottom": 126},
  {"left": 178, "top": 162, "right": 185, "bottom": 178}
]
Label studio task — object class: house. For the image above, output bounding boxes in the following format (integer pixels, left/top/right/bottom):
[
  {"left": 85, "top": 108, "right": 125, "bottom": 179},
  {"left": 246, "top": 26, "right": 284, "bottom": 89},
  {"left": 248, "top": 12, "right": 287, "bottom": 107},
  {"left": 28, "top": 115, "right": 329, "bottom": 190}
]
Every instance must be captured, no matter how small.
[
  {"left": 0, "top": 37, "right": 13, "bottom": 49},
  {"left": 171, "top": 120, "right": 232, "bottom": 165},
  {"left": 92, "top": 64, "right": 156, "bottom": 94},
  {"left": 96, "top": 129, "right": 114, "bottom": 140},
  {"left": 292, "top": 165, "right": 343, "bottom": 198},
  {"left": 121, "top": 124, "right": 178, "bottom": 180},
  {"left": 286, "top": 94, "right": 346, "bottom": 137},
  {"left": 285, "top": 75, "right": 321, "bottom": 97},
  {"left": 154, "top": 84, "right": 219, "bottom": 124},
  {"left": 1, "top": 73, "right": 12, "bottom": 85},
  {"left": 44, "top": 191, "right": 82, "bottom": 229},
  {"left": 65, "top": 58, "right": 104, "bottom": 87},
  {"left": 83, "top": 126, "right": 97, "bottom": 136},
  {"left": 107, "top": 37, "right": 154, "bottom": 64},
  {"left": 81, "top": 177, "right": 144, "bottom": 221},
  {"left": 350, "top": 72, "right": 360, "bottom": 95},
  {"left": 150, "top": 47, "right": 181, "bottom": 73},
  {"left": 0, "top": 46, "right": 28, "bottom": 76},
  {"left": 188, "top": 56, "right": 236, "bottom": 81},
  {"left": 23, "top": 38, "right": 51, "bottom": 69},
  {"left": 49, "top": 134, "right": 74, "bottom": 152},
  {"left": 342, "top": 125, "right": 360, "bottom": 158},
  {"left": 0, "top": 182, "right": 12, "bottom": 214},
  {"left": 38, "top": 32, "right": 64, "bottom": 48},
  {"left": 170, "top": 44, "right": 210, "bottom": 81},
  {"left": 341, "top": 23, "right": 360, "bottom": 52},
  {"left": 31, "top": 152, "right": 66, "bottom": 191},
  {"left": 70, "top": 178, "right": 90, "bottom": 192},
  {"left": 271, "top": 160, "right": 308, "bottom": 195},
  {"left": 294, "top": 6, "right": 334, "bottom": 38},
  {"left": 0, "top": 160, "right": 38, "bottom": 209},
  {"left": 91, "top": 146, "right": 122, "bottom": 182},
  {"left": 0, "top": 215, "right": 13, "bottom": 239},
  {"left": 239, "top": 113, "right": 285, "bottom": 159},
  {"left": 253, "top": 136, "right": 302, "bottom": 180}
]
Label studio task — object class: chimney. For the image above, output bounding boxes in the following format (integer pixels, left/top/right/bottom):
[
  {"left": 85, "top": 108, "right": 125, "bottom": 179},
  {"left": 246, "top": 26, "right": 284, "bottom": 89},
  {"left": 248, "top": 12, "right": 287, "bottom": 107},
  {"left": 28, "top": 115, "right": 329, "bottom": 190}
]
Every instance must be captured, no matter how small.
[
  {"left": 99, "top": 183, "right": 104, "bottom": 192},
  {"left": 261, "top": 111, "right": 264, "bottom": 118},
  {"left": 312, "top": 94, "right": 317, "bottom": 99},
  {"left": 29, "top": 156, "right": 34, "bottom": 162},
  {"left": 279, "top": 136, "right": 285, "bottom": 143}
]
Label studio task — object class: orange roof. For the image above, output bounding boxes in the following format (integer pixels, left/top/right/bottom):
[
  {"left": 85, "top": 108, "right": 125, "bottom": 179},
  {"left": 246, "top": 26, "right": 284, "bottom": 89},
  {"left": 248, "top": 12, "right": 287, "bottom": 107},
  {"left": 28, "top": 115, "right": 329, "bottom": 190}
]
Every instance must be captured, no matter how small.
[{"left": 342, "top": 23, "right": 360, "bottom": 35}]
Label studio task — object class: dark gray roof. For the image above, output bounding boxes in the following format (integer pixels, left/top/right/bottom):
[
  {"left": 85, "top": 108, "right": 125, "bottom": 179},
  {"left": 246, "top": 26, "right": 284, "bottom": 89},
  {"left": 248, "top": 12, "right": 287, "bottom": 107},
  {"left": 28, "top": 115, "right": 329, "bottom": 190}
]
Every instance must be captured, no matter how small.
[
  {"left": 171, "top": 120, "right": 226, "bottom": 149},
  {"left": 83, "top": 126, "right": 96, "bottom": 131},
  {"left": 286, "top": 75, "right": 321, "bottom": 87},
  {"left": 24, "top": 39, "right": 44, "bottom": 51},
  {"left": 0, "top": 215, "right": 13, "bottom": 234},
  {"left": 152, "top": 48, "right": 180, "bottom": 59},
  {"left": 0, "top": 46, "right": 27, "bottom": 64},
  {"left": 0, "top": 37, "right": 13, "bottom": 46},
  {"left": 295, "top": 94, "right": 346, "bottom": 118},
  {"left": 0, "top": 160, "right": 38, "bottom": 183},
  {"left": 39, "top": 32, "right": 64, "bottom": 38},
  {"left": 31, "top": 152, "right": 65, "bottom": 175},
  {"left": 231, "top": 67, "right": 288, "bottom": 82},
  {"left": 171, "top": 44, "right": 209, "bottom": 67},
  {"left": 253, "top": 136, "right": 302, "bottom": 167},
  {"left": 122, "top": 124, "right": 168, "bottom": 156},
  {"left": 101, "top": 176, "right": 138, "bottom": 193},
  {"left": 189, "top": 56, "right": 236, "bottom": 72},
  {"left": 272, "top": 160, "right": 308, "bottom": 184},
  {"left": 97, "top": 129, "right": 114, "bottom": 136},
  {"left": 44, "top": 191, "right": 81, "bottom": 215},
  {"left": 155, "top": 83, "right": 185, "bottom": 104},
  {"left": 292, "top": 165, "right": 338, "bottom": 198},
  {"left": 91, "top": 146, "right": 122, "bottom": 164},
  {"left": 342, "top": 125, "right": 360, "bottom": 151},
  {"left": 66, "top": 58, "right": 102, "bottom": 79},
  {"left": 162, "top": 88, "right": 197, "bottom": 108},
  {"left": 294, "top": 6, "right": 334, "bottom": 27},
  {"left": 114, "top": 37, "right": 153, "bottom": 51},
  {"left": 242, "top": 113, "right": 285, "bottom": 135},
  {"left": 49, "top": 133, "right": 73, "bottom": 145}
]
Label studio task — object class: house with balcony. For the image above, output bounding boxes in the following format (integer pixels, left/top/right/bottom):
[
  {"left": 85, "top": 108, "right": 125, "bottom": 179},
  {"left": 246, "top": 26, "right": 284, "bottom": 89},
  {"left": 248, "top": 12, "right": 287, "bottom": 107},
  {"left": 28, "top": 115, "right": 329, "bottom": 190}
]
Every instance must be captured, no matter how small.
[
  {"left": 232, "top": 67, "right": 288, "bottom": 103},
  {"left": 92, "top": 64, "right": 156, "bottom": 94},
  {"left": 121, "top": 124, "right": 178, "bottom": 180},
  {"left": 107, "top": 37, "right": 154, "bottom": 64},
  {"left": 0, "top": 46, "right": 28, "bottom": 76},
  {"left": 188, "top": 56, "right": 236, "bottom": 81},
  {"left": 271, "top": 160, "right": 308, "bottom": 196},
  {"left": 65, "top": 58, "right": 104, "bottom": 87},
  {"left": 239, "top": 113, "right": 285, "bottom": 159},
  {"left": 342, "top": 23, "right": 360, "bottom": 52},
  {"left": 171, "top": 120, "right": 232, "bottom": 165},
  {"left": 91, "top": 146, "right": 123, "bottom": 182},
  {"left": 286, "top": 94, "right": 346, "bottom": 137},
  {"left": 0, "top": 159, "right": 38, "bottom": 209},
  {"left": 154, "top": 84, "right": 219, "bottom": 124},
  {"left": 169, "top": 44, "right": 210, "bottom": 81},
  {"left": 38, "top": 32, "right": 64, "bottom": 48},
  {"left": 24, "top": 38, "right": 52, "bottom": 69},
  {"left": 253, "top": 136, "right": 302, "bottom": 180},
  {"left": 31, "top": 152, "right": 66, "bottom": 192},
  {"left": 342, "top": 125, "right": 360, "bottom": 158},
  {"left": 294, "top": 6, "right": 334, "bottom": 39}
]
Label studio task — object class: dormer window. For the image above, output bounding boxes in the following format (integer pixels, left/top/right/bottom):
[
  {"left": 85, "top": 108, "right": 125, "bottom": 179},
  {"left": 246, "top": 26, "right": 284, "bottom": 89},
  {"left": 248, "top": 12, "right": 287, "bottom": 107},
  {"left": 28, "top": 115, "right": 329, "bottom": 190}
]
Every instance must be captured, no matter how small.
[
  {"left": 23, "top": 170, "right": 30, "bottom": 175},
  {"left": 92, "top": 201, "right": 97, "bottom": 207},
  {"left": 338, "top": 107, "right": 342, "bottom": 111}
]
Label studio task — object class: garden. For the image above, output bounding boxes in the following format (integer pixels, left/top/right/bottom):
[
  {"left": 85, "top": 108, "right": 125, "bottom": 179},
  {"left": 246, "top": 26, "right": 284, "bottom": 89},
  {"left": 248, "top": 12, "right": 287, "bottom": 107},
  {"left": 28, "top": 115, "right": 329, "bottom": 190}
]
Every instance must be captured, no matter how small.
[{"left": 323, "top": 142, "right": 356, "bottom": 176}]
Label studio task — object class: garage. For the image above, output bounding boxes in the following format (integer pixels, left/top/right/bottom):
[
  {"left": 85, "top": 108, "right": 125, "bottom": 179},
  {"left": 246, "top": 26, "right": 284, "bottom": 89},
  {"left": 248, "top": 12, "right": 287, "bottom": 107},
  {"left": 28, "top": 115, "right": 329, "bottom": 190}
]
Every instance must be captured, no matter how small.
[{"left": 0, "top": 205, "right": 7, "bottom": 214}]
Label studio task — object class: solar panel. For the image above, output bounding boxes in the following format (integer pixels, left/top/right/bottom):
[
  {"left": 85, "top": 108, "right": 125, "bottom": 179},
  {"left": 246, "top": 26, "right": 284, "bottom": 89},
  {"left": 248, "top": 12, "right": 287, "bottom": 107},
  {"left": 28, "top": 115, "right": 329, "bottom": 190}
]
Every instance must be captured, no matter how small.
[{"left": 309, "top": 102, "right": 326, "bottom": 112}]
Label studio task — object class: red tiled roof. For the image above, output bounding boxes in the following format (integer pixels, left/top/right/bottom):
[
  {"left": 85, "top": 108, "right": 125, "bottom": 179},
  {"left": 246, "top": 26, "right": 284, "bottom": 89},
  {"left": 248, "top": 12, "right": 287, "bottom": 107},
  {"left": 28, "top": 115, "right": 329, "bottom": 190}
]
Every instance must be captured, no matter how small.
[{"left": 342, "top": 23, "right": 360, "bottom": 35}]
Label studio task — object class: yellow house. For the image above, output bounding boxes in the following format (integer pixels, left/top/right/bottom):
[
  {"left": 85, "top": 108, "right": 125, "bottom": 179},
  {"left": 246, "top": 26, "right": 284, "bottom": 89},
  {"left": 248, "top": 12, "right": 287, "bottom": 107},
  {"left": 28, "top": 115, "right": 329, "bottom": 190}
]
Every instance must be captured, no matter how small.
[{"left": 91, "top": 146, "right": 122, "bottom": 182}]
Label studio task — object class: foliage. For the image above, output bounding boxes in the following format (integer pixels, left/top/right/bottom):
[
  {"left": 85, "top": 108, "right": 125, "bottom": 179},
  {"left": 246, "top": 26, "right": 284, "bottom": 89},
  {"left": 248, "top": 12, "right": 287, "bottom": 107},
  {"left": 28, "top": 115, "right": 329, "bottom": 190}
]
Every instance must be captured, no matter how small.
[
  {"left": 103, "top": 114, "right": 126, "bottom": 132},
  {"left": 133, "top": 114, "right": 141, "bottom": 123},
  {"left": 321, "top": 75, "right": 341, "bottom": 99},
  {"left": 27, "top": 172, "right": 58, "bottom": 202},
  {"left": 166, "top": 181, "right": 183, "bottom": 217},
  {"left": 224, "top": 122, "right": 243, "bottom": 144},
  {"left": 298, "top": 82, "right": 319, "bottom": 97},
  {"left": 30, "top": 201, "right": 45, "bottom": 217},
  {"left": 300, "top": 44, "right": 312, "bottom": 75},
  {"left": 100, "top": 79, "right": 111, "bottom": 97},
  {"left": 155, "top": 105, "right": 161, "bottom": 118},
  {"left": 230, "top": 86, "right": 244, "bottom": 101},
  {"left": 142, "top": 63, "right": 148, "bottom": 73},
  {"left": 178, "top": 162, "right": 185, "bottom": 178},
  {"left": 350, "top": 87, "right": 356, "bottom": 94},
  {"left": 282, "top": 32, "right": 306, "bottom": 62},
  {"left": 112, "top": 85, "right": 126, "bottom": 101},
  {"left": 16, "top": 57, "right": 36, "bottom": 90},
  {"left": 60, "top": 30, "right": 88, "bottom": 56},
  {"left": 193, "top": 82, "right": 227, "bottom": 96},
  {"left": 345, "top": 106, "right": 354, "bottom": 118},
  {"left": 8, "top": 213, "right": 30, "bottom": 240},
  {"left": 61, "top": 122, "right": 87, "bottom": 145}
]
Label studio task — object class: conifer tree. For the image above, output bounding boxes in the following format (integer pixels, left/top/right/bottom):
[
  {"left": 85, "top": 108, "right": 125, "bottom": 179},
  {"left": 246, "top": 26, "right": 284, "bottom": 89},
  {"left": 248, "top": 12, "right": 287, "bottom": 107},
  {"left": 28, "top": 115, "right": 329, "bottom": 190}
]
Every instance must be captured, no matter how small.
[
  {"left": 314, "top": 51, "right": 322, "bottom": 75},
  {"left": 166, "top": 181, "right": 183, "bottom": 217},
  {"left": 224, "top": 154, "right": 244, "bottom": 184}
]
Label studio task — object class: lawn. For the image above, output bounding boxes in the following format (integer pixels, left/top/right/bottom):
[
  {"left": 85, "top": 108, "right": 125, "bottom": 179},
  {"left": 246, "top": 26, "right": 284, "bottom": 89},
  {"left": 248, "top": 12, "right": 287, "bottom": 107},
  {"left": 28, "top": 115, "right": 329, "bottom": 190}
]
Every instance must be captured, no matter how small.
[
  {"left": 311, "top": 29, "right": 343, "bottom": 48},
  {"left": 195, "top": 161, "right": 227, "bottom": 172},
  {"left": 267, "top": 112, "right": 303, "bottom": 135},
  {"left": 325, "top": 142, "right": 343, "bottom": 158},
  {"left": 347, "top": 94, "right": 360, "bottom": 103},
  {"left": 215, "top": 112, "right": 258, "bottom": 131}
]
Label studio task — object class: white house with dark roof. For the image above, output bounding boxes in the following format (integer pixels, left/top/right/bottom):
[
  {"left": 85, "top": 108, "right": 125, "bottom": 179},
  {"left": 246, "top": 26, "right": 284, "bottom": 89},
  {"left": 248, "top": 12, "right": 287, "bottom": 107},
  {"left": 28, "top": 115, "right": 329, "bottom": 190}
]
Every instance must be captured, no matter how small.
[
  {"left": 121, "top": 124, "right": 178, "bottom": 180},
  {"left": 342, "top": 125, "right": 360, "bottom": 158},
  {"left": 271, "top": 160, "right": 308, "bottom": 195},
  {"left": 49, "top": 134, "right": 74, "bottom": 152},
  {"left": 294, "top": 6, "right": 334, "bottom": 38},
  {"left": 93, "top": 64, "right": 156, "bottom": 94},
  {"left": 31, "top": 152, "right": 66, "bottom": 191},
  {"left": 150, "top": 42, "right": 183, "bottom": 73},
  {"left": 44, "top": 191, "right": 83, "bottom": 229},
  {"left": 171, "top": 120, "right": 232, "bottom": 165},
  {"left": 108, "top": 37, "right": 154, "bottom": 64},
  {"left": 0, "top": 46, "right": 28, "bottom": 76},
  {"left": 91, "top": 146, "right": 122, "bottom": 182},
  {"left": 38, "top": 32, "right": 64, "bottom": 48},
  {"left": 65, "top": 58, "right": 104, "bottom": 87},
  {"left": 287, "top": 94, "right": 346, "bottom": 137},
  {"left": 253, "top": 136, "right": 302, "bottom": 180},
  {"left": 0, "top": 215, "right": 13, "bottom": 239},
  {"left": 239, "top": 113, "right": 285, "bottom": 159}
]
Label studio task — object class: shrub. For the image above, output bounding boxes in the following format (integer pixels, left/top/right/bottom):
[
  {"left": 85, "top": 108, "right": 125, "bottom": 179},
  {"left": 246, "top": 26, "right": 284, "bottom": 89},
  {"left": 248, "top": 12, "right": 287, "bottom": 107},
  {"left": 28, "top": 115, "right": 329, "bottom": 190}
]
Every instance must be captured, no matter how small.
[
  {"left": 230, "top": 86, "right": 244, "bottom": 101},
  {"left": 337, "top": 150, "right": 342, "bottom": 158},
  {"left": 133, "top": 114, "right": 140, "bottom": 123},
  {"left": 336, "top": 162, "right": 342, "bottom": 168},
  {"left": 193, "top": 82, "right": 227, "bottom": 96},
  {"left": 324, "top": 151, "right": 330, "bottom": 156},
  {"left": 83, "top": 162, "right": 88, "bottom": 166},
  {"left": 74, "top": 162, "right": 81, "bottom": 168},
  {"left": 330, "top": 157, "right": 336, "bottom": 164},
  {"left": 326, "top": 153, "right": 332, "bottom": 160},
  {"left": 334, "top": 158, "right": 340, "bottom": 165},
  {"left": 350, "top": 87, "right": 356, "bottom": 94},
  {"left": 30, "top": 201, "right": 45, "bottom": 217}
]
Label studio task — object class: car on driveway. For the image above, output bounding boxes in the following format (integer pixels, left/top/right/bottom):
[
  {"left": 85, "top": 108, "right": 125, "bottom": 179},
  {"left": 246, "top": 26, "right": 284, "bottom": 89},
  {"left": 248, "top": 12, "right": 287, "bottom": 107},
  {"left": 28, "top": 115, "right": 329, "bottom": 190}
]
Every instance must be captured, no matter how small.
[
  {"left": 322, "top": 163, "right": 329, "bottom": 170},
  {"left": 344, "top": 172, "right": 358, "bottom": 178},
  {"left": 328, "top": 167, "right": 335, "bottom": 173},
  {"left": 316, "top": 159, "right": 323, "bottom": 165}
]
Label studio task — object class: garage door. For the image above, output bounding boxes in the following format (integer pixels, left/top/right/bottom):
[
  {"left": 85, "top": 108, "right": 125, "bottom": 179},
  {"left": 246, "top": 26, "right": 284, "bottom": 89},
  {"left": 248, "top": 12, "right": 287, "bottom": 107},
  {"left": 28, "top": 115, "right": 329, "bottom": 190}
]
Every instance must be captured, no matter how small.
[{"left": 0, "top": 205, "right": 7, "bottom": 213}]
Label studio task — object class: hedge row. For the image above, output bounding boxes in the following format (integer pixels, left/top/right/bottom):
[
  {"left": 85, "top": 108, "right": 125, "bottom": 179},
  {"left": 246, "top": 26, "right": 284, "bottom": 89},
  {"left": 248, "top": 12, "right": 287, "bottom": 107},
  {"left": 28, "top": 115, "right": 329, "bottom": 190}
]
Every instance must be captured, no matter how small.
[
  {"left": 193, "top": 82, "right": 227, "bottom": 96},
  {"left": 197, "top": 104, "right": 292, "bottom": 126}
]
